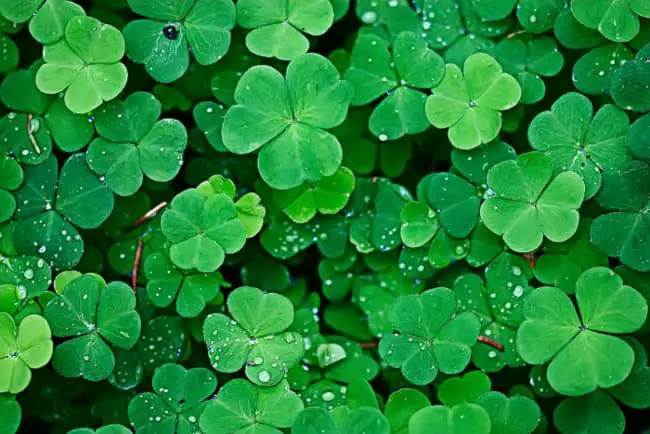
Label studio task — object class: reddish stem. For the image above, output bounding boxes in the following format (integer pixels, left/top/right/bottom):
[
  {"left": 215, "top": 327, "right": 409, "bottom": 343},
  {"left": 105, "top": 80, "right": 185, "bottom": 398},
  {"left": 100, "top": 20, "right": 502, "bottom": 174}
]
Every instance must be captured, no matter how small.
[
  {"left": 130, "top": 201, "right": 168, "bottom": 230},
  {"left": 506, "top": 30, "right": 526, "bottom": 39},
  {"left": 132, "top": 237, "right": 143, "bottom": 293},
  {"left": 360, "top": 341, "right": 378, "bottom": 349},
  {"left": 523, "top": 252, "right": 536, "bottom": 270},
  {"left": 478, "top": 336, "right": 505, "bottom": 351},
  {"left": 27, "top": 114, "right": 41, "bottom": 154}
]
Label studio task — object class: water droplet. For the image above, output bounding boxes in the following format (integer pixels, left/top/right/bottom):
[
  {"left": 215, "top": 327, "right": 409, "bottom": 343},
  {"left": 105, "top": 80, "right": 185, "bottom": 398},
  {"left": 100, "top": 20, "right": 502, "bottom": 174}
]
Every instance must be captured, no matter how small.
[
  {"left": 322, "top": 391, "right": 335, "bottom": 402},
  {"left": 258, "top": 370, "right": 271, "bottom": 383},
  {"left": 23, "top": 269, "right": 34, "bottom": 280},
  {"left": 513, "top": 285, "right": 524, "bottom": 298}
]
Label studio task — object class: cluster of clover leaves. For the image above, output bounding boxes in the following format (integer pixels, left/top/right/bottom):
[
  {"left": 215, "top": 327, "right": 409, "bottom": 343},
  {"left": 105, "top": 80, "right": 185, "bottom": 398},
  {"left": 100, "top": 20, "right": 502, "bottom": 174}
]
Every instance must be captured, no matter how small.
[{"left": 0, "top": 0, "right": 650, "bottom": 433}]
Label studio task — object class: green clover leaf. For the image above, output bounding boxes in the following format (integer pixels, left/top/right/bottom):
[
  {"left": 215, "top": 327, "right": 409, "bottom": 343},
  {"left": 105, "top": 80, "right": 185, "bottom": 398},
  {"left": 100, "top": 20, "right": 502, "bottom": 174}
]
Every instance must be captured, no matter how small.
[
  {"left": 144, "top": 251, "right": 225, "bottom": 318},
  {"left": 344, "top": 31, "right": 444, "bottom": 141},
  {"left": 291, "top": 406, "right": 390, "bottom": 434},
  {"left": 35, "top": 16, "right": 128, "bottom": 114},
  {"left": 44, "top": 274, "right": 142, "bottom": 381},
  {"left": 160, "top": 188, "right": 247, "bottom": 272},
  {"left": 409, "top": 403, "right": 491, "bottom": 434},
  {"left": 475, "top": 391, "right": 542, "bottom": 434},
  {"left": 592, "top": 161, "right": 650, "bottom": 271},
  {"left": 437, "top": 371, "right": 492, "bottom": 407},
  {"left": 426, "top": 53, "right": 522, "bottom": 150},
  {"left": 203, "top": 286, "right": 304, "bottom": 386},
  {"left": 417, "top": 172, "right": 481, "bottom": 238},
  {"left": 378, "top": 287, "right": 480, "bottom": 385},
  {"left": 86, "top": 92, "right": 188, "bottom": 196},
  {"left": 222, "top": 53, "right": 354, "bottom": 190},
  {"left": 124, "top": 0, "right": 236, "bottom": 83},
  {"left": 1, "top": 64, "right": 95, "bottom": 161},
  {"left": 628, "top": 113, "right": 650, "bottom": 162},
  {"left": 516, "top": 267, "right": 648, "bottom": 396},
  {"left": 553, "top": 391, "right": 625, "bottom": 434},
  {"left": 200, "top": 378, "right": 304, "bottom": 434},
  {"left": 0, "top": 395, "right": 20, "bottom": 434},
  {"left": 236, "top": 0, "right": 334, "bottom": 61},
  {"left": 533, "top": 220, "right": 608, "bottom": 293},
  {"left": 528, "top": 92, "right": 630, "bottom": 199},
  {"left": 0, "top": 255, "right": 52, "bottom": 301},
  {"left": 137, "top": 316, "right": 187, "bottom": 373},
  {"left": 399, "top": 201, "right": 438, "bottom": 248},
  {"left": 384, "top": 389, "right": 430, "bottom": 434},
  {"left": 0, "top": 313, "right": 53, "bottom": 393},
  {"left": 495, "top": 36, "right": 564, "bottom": 104},
  {"left": 480, "top": 152, "right": 585, "bottom": 253},
  {"left": 571, "top": 0, "right": 650, "bottom": 42},
  {"left": 454, "top": 253, "right": 531, "bottom": 371},
  {"left": 127, "top": 363, "right": 217, "bottom": 434},
  {"left": 572, "top": 43, "right": 634, "bottom": 95},
  {"left": 12, "top": 154, "right": 114, "bottom": 269},
  {"left": 68, "top": 425, "right": 131, "bottom": 434},
  {"left": 0, "top": 0, "right": 44, "bottom": 23},
  {"left": 610, "top": 43, "right": 650, "bottom": 112},
  {"left": 274, "top": 167, "right": 356, "bottom": 224},
  {"left": 28, "top": 0, "right": 86, "bottom": 45},
  {"left": 0, "top": 156, "right": 22, "bottom": 224}
]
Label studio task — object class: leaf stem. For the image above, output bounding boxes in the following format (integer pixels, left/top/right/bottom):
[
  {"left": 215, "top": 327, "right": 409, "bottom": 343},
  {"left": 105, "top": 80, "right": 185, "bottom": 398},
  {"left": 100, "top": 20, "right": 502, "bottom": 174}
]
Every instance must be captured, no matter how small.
[
  {"left": 132, "top": 237, "right": 143, "bottom": 293},
  {"left": 360, "top": 341, "right": 378, "bottom": 349},
  {"left": 130, "top": 201, "right": 168, "bottom": 230},
  {"left": 27, "top": 114, "right": 41, "bottom": 154},
  {"left": 477, "top": 336, "right": 505, "bottom": 351},
  {"left": 523, "top": 252, "right": 535, "bottom": 270}
]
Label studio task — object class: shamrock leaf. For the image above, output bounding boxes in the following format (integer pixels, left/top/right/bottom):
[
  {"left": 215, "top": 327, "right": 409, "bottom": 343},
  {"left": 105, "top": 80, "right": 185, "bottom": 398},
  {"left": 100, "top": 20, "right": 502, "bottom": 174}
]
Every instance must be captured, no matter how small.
[
  {"left": 399, "top": 201, "right": 438, "bottom": 248},
  {"left": 222, "top": 53, "right": 354, "bottom": 190},
  {"left": 160, "top": 188, "right": 247, "bottom": 272},
  {"left": 144, "top": 251, "right": 225, "bottom": 318},
  {"left": 553, "top": 391, "right": 625, "bottom": 434},
  {"left": 480, "top": 152, "right": 585, "bottom": 253},
  {"left": 35, "top": 16, "right": 128, "bottom": 114},
  {"left": 516, "top": 267, "right": 648, "bottom": 396},
  {"left": 236, "top": 0, "right": 334, "bottom": 61},
  {"left": 533, "top": 220, "right": 608, "bottom": 293},
  {"left": 86, "top": 92, "right": 188, "bottom": 196},
  {"left": 28, "top": 0, "right": 86, "bottom": 45},
  {"left": 128, "top": 363, "right": 217, "bottom": 434},
  {"left": 571, "top": 0, "right": 650, "bottom": 42},
  {"left": 0, "top": 156, "right": 22, "bottom": 224},
  {"left": 1, "top": 64, "right": 95, "bottom": 162},
  {"left": 68, "top": 425, "right": 131, "bottom": 434},
  {"left": 409, "top": 403, "right": 491, "bottom": 434},
  {"left": 44, "top": 275, "right": 142, "bottom": 381},
  {"left": 12, "top": 154, "right": 114, "bottom": 269},
  {"left": 0, "top": 313, "right": 53, "bottom": 393},
  {"left": 628, "top": 114, "right": 650, "bottom": 162},
  {"left": 124, "top": 0, "right": 236, "bottom": 83},
  {"left": 203, "top": 286, "right": 304, "bottom": 386},
  {"left": 475, "top": 391, "right": 542, "bottom": 434},
  {"left": 610, "top": 43, "right": 650, "bottom": 112},
  {"left": 384, "top": 389, "right": 430, "bottom": 434},
  {"left": 274, "top": 167, "right": 356, "bottom": 224},
  {"left": 572, "top": 43, "right": 634, "bottom": 95},
  {"left": 0, "top": 395, "right": 20, "bottom": 434},
  {"left": 344, "top": 31, "right": 444, "bottom": 141},
  {"left": 454, "top": 253, "right": 531, "bottom": 371},
  {"left": 0, "top": 255, "right": 52, "bottom": 300},
  {"left": 416, "top": 172, "right": 481, "bottom": 238},
  {"left": 528, "top": 92, "right": 630, "bottom": 199},
  {"left": 495, "top": 36, "right": 564, "bottom": 104},
  {"left": 426, "top": 53, "right": 521, "bottom": 150},
  {"left": 437, "top": 371, "right": 492, "bottom": 407},
  {"left": 591, "top": 161, "right": 650, "bottom": 271},
  {"left": 379, "top": 287, "right": 480, "bottom": 385},
  {"left": 200, "top": 378, "right": 303, "bottom": 433},
  {"left": 347, "top": 178, "right": 411, "bottom": 254},
  {"left": 0, "top": 0, "right": 44, "bottom": 23},
  {"left": 291, "top": 406, "right": 390, "bottom": 434},
  {"left": 137, "top": 315, "right": 187, "bottom": 373}
]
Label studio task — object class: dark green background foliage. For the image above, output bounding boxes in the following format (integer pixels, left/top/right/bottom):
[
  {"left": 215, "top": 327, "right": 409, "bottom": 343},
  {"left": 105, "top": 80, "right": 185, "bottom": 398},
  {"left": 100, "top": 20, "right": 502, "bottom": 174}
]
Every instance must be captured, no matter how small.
[{"left": 1, "top": 0, "right": 650, "bottom": 433}]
